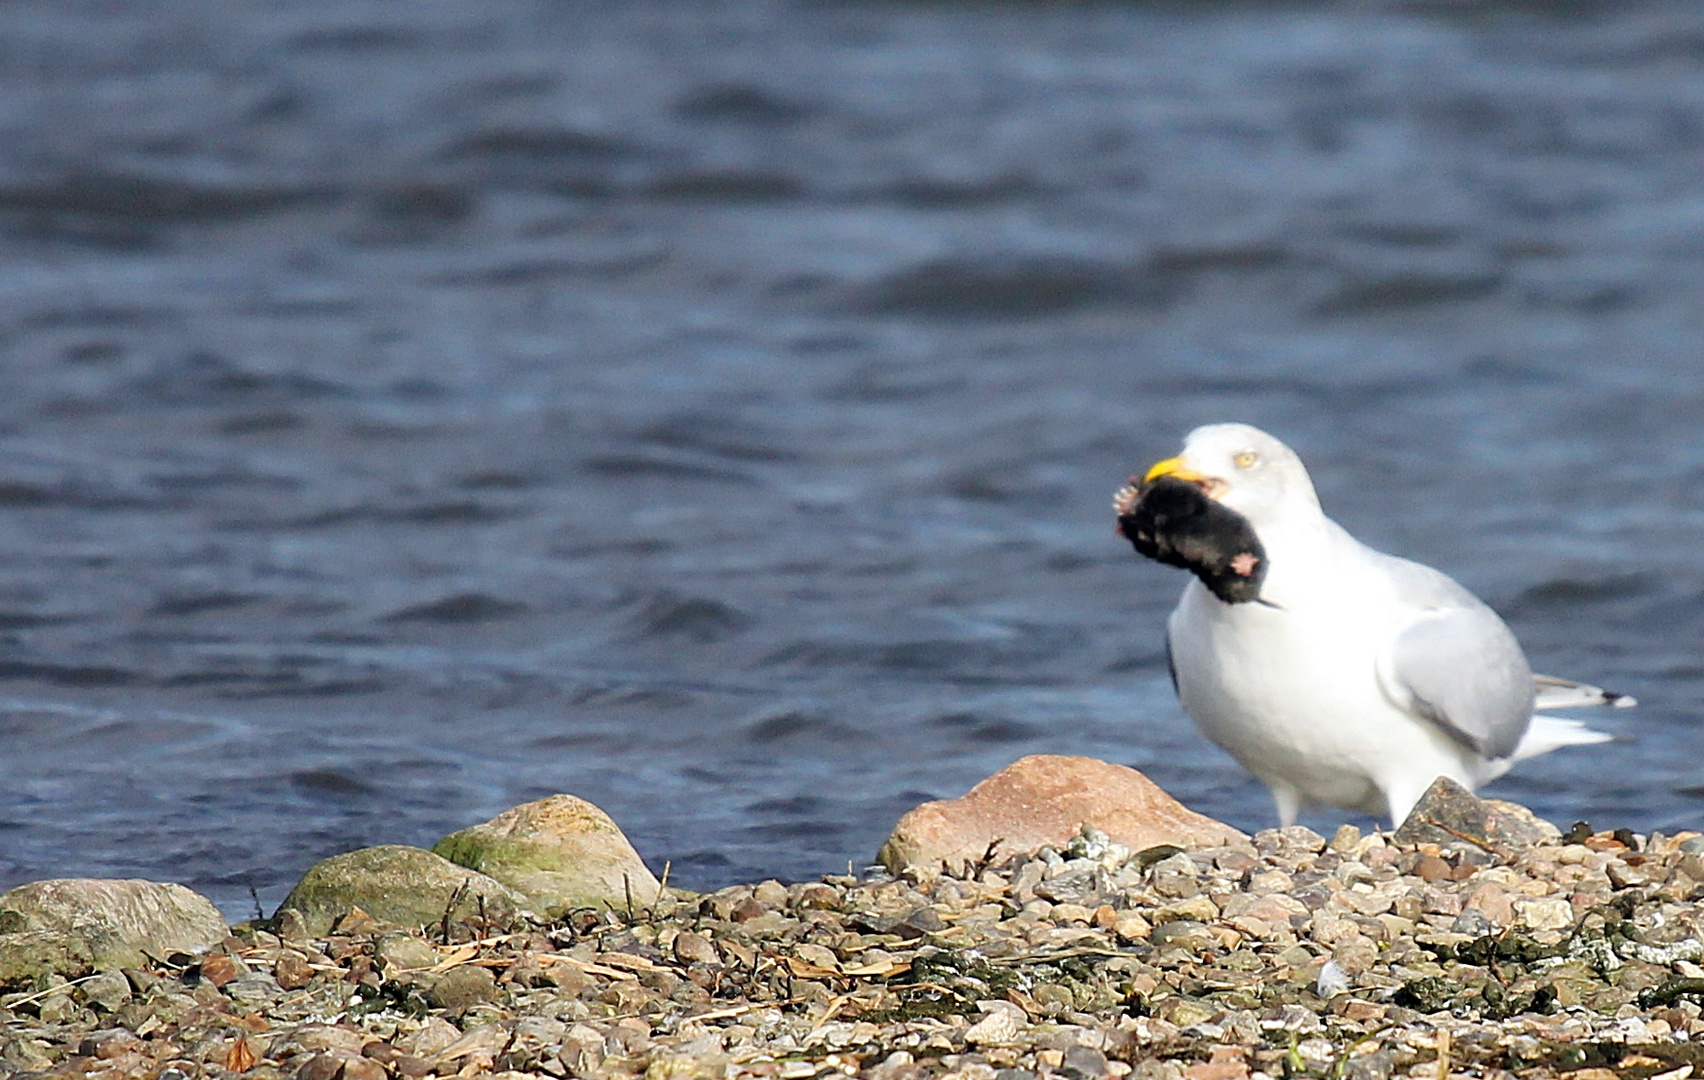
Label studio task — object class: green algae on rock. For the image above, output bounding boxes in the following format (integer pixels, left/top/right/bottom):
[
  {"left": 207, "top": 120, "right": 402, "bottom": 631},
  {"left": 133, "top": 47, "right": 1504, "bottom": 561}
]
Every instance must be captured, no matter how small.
[
  {"left": 0, "top": 929, "right": 96, "bottom": 986},
  {"left": 273, "top": 844, "right": 523, "bottom": 937},
  {"left": 432, "top": 794, "right": 664, "bottom": 918}
]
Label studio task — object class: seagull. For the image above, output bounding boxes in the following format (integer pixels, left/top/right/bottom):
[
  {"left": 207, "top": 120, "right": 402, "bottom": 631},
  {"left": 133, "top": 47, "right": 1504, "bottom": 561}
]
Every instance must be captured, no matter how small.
[{"left": 1127, "top": 422, "right": 1631, "bottom": 828}]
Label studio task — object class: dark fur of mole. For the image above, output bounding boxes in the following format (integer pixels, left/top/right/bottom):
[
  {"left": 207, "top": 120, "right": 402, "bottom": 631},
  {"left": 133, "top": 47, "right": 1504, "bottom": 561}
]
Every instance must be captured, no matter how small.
[{"left": 1117, "top": 474, "right": 1268, "bottom": 604}]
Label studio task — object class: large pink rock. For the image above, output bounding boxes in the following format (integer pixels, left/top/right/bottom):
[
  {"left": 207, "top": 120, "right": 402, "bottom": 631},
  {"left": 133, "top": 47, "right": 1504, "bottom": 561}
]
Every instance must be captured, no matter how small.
[{"left": 879, "top": 754, "right": 1247, "bottom": 877}]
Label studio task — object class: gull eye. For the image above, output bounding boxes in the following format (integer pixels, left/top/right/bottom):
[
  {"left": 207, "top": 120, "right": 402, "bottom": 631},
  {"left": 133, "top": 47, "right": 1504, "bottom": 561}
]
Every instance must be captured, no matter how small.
[{"left": 1233, "top": 450, "right": 1259, "bottom": 469}]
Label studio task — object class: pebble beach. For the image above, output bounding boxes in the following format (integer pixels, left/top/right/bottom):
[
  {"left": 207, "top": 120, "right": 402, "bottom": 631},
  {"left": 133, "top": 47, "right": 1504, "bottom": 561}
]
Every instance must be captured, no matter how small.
[{"left": 5, "top": 761, "right": 1704, "bottom": 1080}]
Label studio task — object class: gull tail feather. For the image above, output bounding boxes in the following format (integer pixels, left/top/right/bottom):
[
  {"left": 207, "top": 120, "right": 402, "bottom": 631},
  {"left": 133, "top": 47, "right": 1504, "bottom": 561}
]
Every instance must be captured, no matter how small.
[
  {"left": 1533, "top": 673, "right": 1636, "bottom": 711},
  {"left": 1510, "top": 715, "right": 1614, "bottom": 763}
]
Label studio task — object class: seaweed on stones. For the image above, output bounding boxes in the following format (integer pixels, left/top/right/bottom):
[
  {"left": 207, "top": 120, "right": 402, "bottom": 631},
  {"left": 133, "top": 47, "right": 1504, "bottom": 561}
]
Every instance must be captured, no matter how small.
[{"left": 1115, "top": 474, "right": 1268, "bottom": 604}]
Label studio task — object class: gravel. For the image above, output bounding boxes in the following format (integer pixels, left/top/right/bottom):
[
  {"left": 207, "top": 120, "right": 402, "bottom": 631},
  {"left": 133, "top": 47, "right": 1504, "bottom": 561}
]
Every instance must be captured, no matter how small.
[{"left": 6, "top": 821, "right": 1704, "bottom": 1079}]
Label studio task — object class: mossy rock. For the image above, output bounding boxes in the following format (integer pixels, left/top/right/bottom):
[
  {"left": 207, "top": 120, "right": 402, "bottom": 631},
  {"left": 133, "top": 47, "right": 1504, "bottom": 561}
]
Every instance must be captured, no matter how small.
[
  {"left": 433, "top": 794, "right": 662, "bottom": 919},
  {"left": 0, "top": 930, "right": 96, "bottom": 986},
  {"left": 274, "top": 845, "right": 524, "bottom": 937}
]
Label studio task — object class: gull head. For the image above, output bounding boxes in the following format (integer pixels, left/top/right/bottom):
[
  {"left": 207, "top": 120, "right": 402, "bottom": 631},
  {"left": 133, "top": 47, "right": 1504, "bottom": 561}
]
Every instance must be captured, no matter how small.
[{"left": 1143, "top": 423, "right": 1320, "bottom": 532}]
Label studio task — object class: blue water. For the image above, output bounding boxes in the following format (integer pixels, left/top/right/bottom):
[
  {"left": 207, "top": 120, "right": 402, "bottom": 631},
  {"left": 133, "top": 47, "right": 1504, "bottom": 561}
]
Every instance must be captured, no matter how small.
[{"left": 0, "top": 0, "right": 1699, "bottom": 918}]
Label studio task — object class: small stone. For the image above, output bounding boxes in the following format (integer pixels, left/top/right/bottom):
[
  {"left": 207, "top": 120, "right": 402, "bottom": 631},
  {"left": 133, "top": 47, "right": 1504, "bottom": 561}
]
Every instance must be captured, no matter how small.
[
  {"left": 1413, "top": 856, "right": 1452, "bottom": 883},
  {"left": 1342, "top": 1049, "right": 1393, "bottom": 1080},
  {"left": 274, "top": 951, "right": 314, "bottom": 990},
  {"left": 1248, "top": 870, "right": 1294, "bottom": 894},
  {"left": 792, "top": 883, "right": 840, "bottom": 909},
  {"left": 81, "top": 1030, "right": 145, "bottom": 1059},
  {"left": 397, "top": 1017, "right": 462, "bottom": 1059},
  {"left": 1, "top": 1036, "right": 53, "bottom": 1072},
  {"left": 80, "top": 968, "right": 132, "bottom": 1010},
  {"left": 1113, "top": 912, "right": 1152, "bottom": 941},
  {"left": 673, "top": 930, "right": 719, "bottom": 966},
  {"left": 878, "top": 755, "right": 1247, "bottom": 878},
  {"left": 1452, "top": 907, "right": 1495, "bottom": 937},
  {"left": 1332, "top": 935, "right": 1379, "bottom": 976},
  {"left": 1255, "top": 826, "right": 1327, "bottom": 856},
  {"left": 283, "top": 1025, "right": 370, "bottom": 1057},
  {"left": 1150, "top": 920, "right": 1212, "bottom": 948},
  {"left": 1330, "top": 825, "right": 1362, "bottom": 854},
  {"left": 965, "top": 1002, "right": 1027, "bottom": 1047},
  {"left": 199, "top": 952, "right": 245, "bottom": 988},
  {"left": 365, "top": 1043, "right": 435, "bottom": 1079},
  {"left": 225, "top": 971, "right": 283, "bottom": 1008},
  {"left": 427, "top": 964, "right": 498, "bottom": 1013},
  {"left": 1063, "top": 1045, "right": 1111, "bottom": 1079},
  {"left": 793, "top": 942, "right": 840, "bottom": 970},
  {"left": 752, "top": 880, "right": 789, "bottom": 907},
  {"left": 1155, "top": 895, "right": 1219, "bottom": 924},
  {"left": 295, "top": 1053, "right": 347, "bottom": 1080},
  {"left": 37, "top": 990, "right": 77, "bottom": 1023},
  {"left": 375, "top": 934, "right": 440, "bottom": 975},
  {"left": 1465, "top": 883, "right": 1513, "bottom": 926},
  {"left": 1341, "top": 1001, "right": 1386, "bottom": 1024},
  {"left": 1514, "top": 896, "right": 1574, "bottom": 931},
  {"left": 731, "top": 896, "right": 768, "bottom": 921},
  {"left": 1184, "top": 1047, "right": 1249, "bottom": 1080},
  {"left": 1607, "top": 860, "right": 1649, "bottom": 889},
  {"left": 1161, "top": 998, "right": 1217, "bottom": 1027},
  {"left": 1051, "top": 903, "right": 1093, "bottom": 925},
  {"left": 340, "top": 1056, "right": 387, "bottom": 1080}
]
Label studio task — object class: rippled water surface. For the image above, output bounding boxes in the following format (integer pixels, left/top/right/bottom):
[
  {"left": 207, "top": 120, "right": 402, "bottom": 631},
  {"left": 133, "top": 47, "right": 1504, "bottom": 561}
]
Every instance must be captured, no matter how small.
[{"left": 1, "top": 0, "right": 1703, "bottom": 917}]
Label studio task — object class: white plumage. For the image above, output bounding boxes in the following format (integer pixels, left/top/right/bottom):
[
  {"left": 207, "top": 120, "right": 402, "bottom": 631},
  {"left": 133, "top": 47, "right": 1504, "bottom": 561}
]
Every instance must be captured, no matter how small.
[{"left": 1143, "top": 423, "right": 1630, "bottom": 828}]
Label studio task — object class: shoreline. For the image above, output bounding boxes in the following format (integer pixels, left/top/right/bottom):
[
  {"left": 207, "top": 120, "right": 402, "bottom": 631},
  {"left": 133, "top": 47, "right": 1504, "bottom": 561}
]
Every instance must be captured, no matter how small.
[{"left": 4, "top": 766, "right": 1704, "bottom": 1079}]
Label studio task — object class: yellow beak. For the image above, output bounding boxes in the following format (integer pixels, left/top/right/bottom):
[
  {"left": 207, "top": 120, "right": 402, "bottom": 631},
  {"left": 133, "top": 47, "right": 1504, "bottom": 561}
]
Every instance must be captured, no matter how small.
[{"left": 1144, "top": 456, "right": 1209, "bottom": 485}]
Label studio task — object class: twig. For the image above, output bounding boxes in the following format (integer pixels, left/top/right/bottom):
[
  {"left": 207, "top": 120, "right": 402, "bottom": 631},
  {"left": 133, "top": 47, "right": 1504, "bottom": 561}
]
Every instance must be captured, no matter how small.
[
  {"left": 1331, "top": 1025, "right": 1393, "bottom": 1080},
  {"left": 6, "top": 974, "right": 102, "bottom": 1010},
  {"left": 971, "top": 837, "right": 1005, "bottom": 877},
  {"left": 442, "top": 881, "right": 470, "bottom": 945},
  {"left": 806, "top": 994, "right": 853, "bottom": 1039},
  {"left": 1418, "top": 818, "right": 1492, "bottom": 852},
  {"left": 671, "top": 999, "right": 800, "bottom": 1024}
]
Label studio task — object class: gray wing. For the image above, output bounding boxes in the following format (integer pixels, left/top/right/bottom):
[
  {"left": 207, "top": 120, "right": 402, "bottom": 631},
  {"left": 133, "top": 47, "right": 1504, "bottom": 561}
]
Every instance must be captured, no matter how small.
[{"left": 1376, "top": 555, "right": 1535, "bottom": 760}]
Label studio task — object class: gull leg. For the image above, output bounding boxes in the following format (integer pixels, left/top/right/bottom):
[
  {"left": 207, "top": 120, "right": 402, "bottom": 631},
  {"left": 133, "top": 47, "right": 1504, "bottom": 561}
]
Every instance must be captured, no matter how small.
[
  {"left": 1381, "top": 778, "right": 1433, "bottom": 831},
  {"left": 1269, "top": 782, "right": 1302, "bottom": 828}
]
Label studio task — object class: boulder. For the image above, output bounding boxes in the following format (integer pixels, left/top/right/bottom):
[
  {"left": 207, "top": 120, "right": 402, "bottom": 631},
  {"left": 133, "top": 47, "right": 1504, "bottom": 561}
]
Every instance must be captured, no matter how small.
[
  {"left": 1392, "top": 776, "right": 1558, "bottom": 852},
  {"left": 879, "top": 754, "right": 1247, "bottom": 878},
  {"left": 0, "top": 929, "right": 96, "bottom": 985},
  {"left": 433, "top": 795, "right": 662, "bottom": 918},
  {"left": 0, "top": 879, "right": 226, "bottom": 978},
  {"left": 274, "top": 845, "right": 523, "bottom": 937}
]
